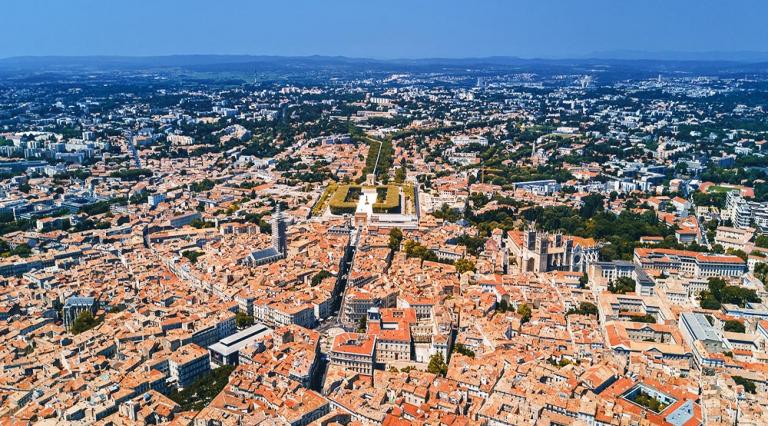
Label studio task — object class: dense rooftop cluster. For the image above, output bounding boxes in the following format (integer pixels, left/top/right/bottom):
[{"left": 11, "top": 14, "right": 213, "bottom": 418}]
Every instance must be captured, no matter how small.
[{"left": 1, "top": 61, "right": 768, "bottom": 425}]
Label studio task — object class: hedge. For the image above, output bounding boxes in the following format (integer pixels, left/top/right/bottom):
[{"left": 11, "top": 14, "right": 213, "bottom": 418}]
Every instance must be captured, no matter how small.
[
  {"left": 329, "top": 184, "right": 401, "bottom": 215},
  {"left": 372, "top": 185, "right": 400, "bottom": 213},
  {"left": 402, "top": 184, "right": 415, "bottom": 213},
  {"left": 329, "top": 185, "right": 360, "bottom": 215},
  {"left": 312, "top": 183, "right": 337, "bottom": 216}
]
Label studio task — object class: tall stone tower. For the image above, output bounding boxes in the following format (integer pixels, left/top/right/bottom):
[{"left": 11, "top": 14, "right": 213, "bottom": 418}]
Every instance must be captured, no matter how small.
[
  {"left": 534, "top": 232, "right": 549, "bottom": 273},
  {"left": 525, "top": 227, "right": 537, "bottom": 251}
]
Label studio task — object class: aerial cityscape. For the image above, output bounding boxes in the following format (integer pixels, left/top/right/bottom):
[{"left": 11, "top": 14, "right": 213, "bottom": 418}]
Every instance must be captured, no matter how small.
[{"left": 2, "top": 1, "right": 768, "bottom": 425}]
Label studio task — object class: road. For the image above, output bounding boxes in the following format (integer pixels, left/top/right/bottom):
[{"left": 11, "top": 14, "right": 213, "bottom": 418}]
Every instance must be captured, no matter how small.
[
  {"left": 370, "top": 138, "right": 384, "bottom": 178},
  {"left": 324, "top": 226, "right": 359, "bottom": 333},
  {"left": 126, "top": 139, "right": 142, "bottom": 168}
]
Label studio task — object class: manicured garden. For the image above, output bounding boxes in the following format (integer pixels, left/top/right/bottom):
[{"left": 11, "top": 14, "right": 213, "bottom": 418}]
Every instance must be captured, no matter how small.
[
  {"left": 328, "top": 184, "right": 362, "bottom": 214},
  {"left": 372, "top": 185, "right": 400, "bottom": 213},
  {"left": 326, "top": 184, "right": 401, "bottom": 215}
]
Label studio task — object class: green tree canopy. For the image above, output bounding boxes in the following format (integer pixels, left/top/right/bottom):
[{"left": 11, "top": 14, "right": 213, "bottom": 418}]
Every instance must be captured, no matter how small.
[
  {"left": 733, "top": 376, "right": 757, "bottom": 394},
  {"left": 311, "top": 270, "right": 334, "bottom": 286},
  {"left": 699, "top": 277, "right": 761, "bottom": 310},
  {"left": 71, "top": 311, "right": 99, "bottom": 334},
  {"left": 518, "top": 303, "right": 533, "bottom": 324},
  {"left": 428, "top": 352, "right": 448, "bottom": 376},
  {"left": 608, "top": 277, "right": 636, "bottom": 294},
  {"left": 235, "top": 311, "right": 254, "bottom": 328},
  {"left": 388, "top": 228, "right": 403, "bottom": 251},
  {"left": 454, "top": 258, "right": 476, "bottom": 274},
  {"left": 723, "top": 319, "right": 745, "bottom": 333}
]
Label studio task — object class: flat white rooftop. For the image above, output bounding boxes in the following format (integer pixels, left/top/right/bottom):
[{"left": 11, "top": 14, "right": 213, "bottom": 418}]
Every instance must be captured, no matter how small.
[{"left": 209, "top": 323, "right": 272, "bottom": 357}]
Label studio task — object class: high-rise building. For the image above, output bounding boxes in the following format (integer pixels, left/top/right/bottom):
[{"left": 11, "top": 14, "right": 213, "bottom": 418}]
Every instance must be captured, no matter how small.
[
  {"left": 726, "top": 190, "right": 768, "bottom": 231},
  {"left": 243, "top": 203, "right": 288, "bottom": 266},
  {"left": 271, "top": 204, "right": 287, "bottom": 256}
]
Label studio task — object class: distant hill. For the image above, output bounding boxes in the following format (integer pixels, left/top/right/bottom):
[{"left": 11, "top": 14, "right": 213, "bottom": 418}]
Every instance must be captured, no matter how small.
[{"left": 1, "top": 54, "right": 767, "bottom": 75}]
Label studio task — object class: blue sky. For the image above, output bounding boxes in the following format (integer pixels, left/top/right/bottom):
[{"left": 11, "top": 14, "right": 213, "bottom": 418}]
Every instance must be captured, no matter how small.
[{"left": 2, "top": 0, "right": 767, "bottom": 59}]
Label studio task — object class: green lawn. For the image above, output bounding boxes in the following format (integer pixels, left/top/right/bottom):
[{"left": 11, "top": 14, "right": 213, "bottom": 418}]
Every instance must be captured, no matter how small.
[{"left": 707, "top": 185, "right": 736, "bottom": 193}]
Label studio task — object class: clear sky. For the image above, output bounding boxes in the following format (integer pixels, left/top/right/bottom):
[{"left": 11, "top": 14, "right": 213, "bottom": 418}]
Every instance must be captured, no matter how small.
[{"left": 2, "top": 0, "right": 767, "bottom": 59}]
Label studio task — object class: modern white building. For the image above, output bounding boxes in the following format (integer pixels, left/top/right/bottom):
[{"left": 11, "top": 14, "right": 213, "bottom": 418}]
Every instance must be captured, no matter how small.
[
  {"left": 633, "top": 248, "right": 746, "bottom": 278},
  {"left": 726, "top": 191, "right": 768, "bottom": 230},
  {"left": 451, "top": 135, "right": 488, "bottom": 147}
]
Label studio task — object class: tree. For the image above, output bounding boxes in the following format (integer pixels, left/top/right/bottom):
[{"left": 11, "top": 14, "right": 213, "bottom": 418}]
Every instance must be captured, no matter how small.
[
  {"left": 699, "top": 291, "right": 722, "bottom": 310},
  {"left": 235, "top": 311, "right": 254, "bottom": 328},
  {"left": 579, "top": 194, "right": 604, "bottom": 219},
  {"left": 432, "top": 203, "right": 463, "bottom": 223},
  {"left": 110, "top": 168, "right": 152, "bottom": 181},
  {"left": 517, "top": 303, "right": 533, "bottom": 324},
  {"left": 634, "top": 391, "right": 668, "bottom": 413},
  {"left": 456, "top": 234, "right": 486, "bottom": 256},
  {"left": 755, "top": 235, "right": 768, "bottom": 249},
  {"left": 721, "top": 285, "right": 760, "bottom": 307},
  {"left": 427, "top": 353, "right": 448, "bottom": 376},
  {"left": 723, "top": 319, "right": 745, "bottom": 333},
  {"left": 71, "top": 311, "right": 99, "bottom": 334},
  {"left": 403, "top": 239, "right": 416, "bottom": 255},
  {"left": 10, "top": 244, "right": 31, "bottom": 258},
  {"left": 708, "top": 277, "right": 727, "bottom": 300},
  {"left": 578, "top": 273, "right": 589, "bottom": 288},
  {"left": 190, "top": 218, "right": 214, "bottom": 229},
  {"left": 726, "top": 248, "right": 748, "bottom": 262},
  {"left": 567, "top": 301, "right": 598, "bottom": 316},
  {"left": 311, "top": 270, "right": 333, "bottom": 286},
  {"left": 754, "top": 262, "right": 768, "bottom": 287},
  {"left": 453, "top": 343, "right": 475, "bottom": 358},
  {"left": 395, "top": 166, "right": 406, "bottom": 184},
  {"left": 629, "top": 314, "right": 656, "bottom": 323},
  {"left": 733, "top": 376, "right": 757, "bottom": 394},
  {"left": 699, "top": 277, "right": 761, "bottom": 310},
  {"left": 608, "top": 277, "right": 636, "bottom": 294},
  {"left": 182, "top": 251, "right": 204, "bottom": 264},
  {"left": 454, "top": 258, "right": 476, "bottom": 274},
  {"left": 388, "top": 228, "right": 403, "bottom": 251},
  {"left": 168, "top": 365, "right": 235, "bottom": 411},
  {"left": 189, "top": 178, "right": 216, "bottom": 193},
  {"left": 403, "top": 239, "right": 438, "bottom": 262},
  {"left": 357, "top": 315, "right": 367, "bottom": 333}
]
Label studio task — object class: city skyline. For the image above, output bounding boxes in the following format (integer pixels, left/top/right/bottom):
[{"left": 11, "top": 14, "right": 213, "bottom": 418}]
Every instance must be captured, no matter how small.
[{"left": 3, "top": 2, "right": 768, "bottom": 424}]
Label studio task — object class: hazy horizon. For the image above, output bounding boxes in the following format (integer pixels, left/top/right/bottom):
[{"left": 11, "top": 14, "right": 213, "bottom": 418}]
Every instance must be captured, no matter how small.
[{"left": 4, "top": 51, "right": 768, "bottom": 64}]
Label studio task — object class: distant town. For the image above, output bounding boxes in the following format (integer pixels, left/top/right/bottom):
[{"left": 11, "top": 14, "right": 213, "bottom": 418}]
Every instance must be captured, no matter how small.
[{"left": 0, "top": 56, "right": 768, "bottom": 425}]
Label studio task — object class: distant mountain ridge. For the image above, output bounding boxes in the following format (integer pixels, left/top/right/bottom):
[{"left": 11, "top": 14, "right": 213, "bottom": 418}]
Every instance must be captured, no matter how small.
[{"left": 1, "top": 54, "right": 767, "bottom": 74}]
